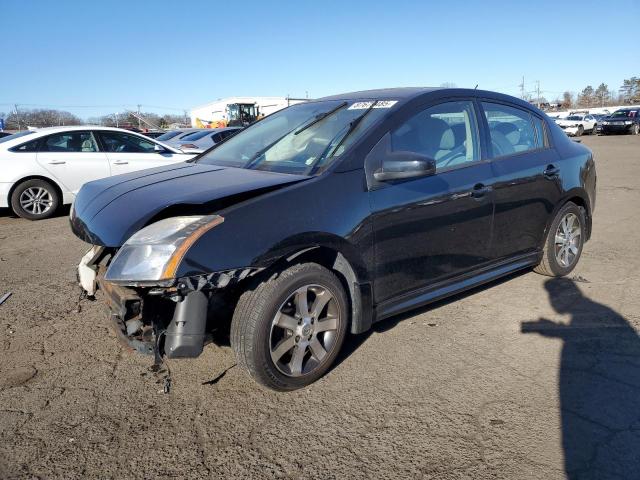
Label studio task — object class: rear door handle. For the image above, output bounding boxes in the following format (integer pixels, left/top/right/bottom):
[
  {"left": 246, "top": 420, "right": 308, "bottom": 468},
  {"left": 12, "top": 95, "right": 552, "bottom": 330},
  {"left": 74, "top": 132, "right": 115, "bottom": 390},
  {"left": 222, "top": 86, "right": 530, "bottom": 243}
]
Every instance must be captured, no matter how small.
[
  {"left": 470, "top": 183, "right": 491, "bottom": 199},
  {"left": 544, "top": 165, "right": 560, "bottom": 178},
  {"left": 113, "top": 160, "right": 129, "bottom": 165},
  {"left": 47, "top": 160, "right": 66, "bottom": 165}
]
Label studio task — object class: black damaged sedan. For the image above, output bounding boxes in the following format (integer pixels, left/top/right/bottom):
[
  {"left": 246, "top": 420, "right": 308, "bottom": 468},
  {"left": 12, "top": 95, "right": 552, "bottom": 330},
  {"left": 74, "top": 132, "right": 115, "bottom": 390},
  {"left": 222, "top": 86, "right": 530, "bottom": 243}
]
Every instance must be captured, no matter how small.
[{"left": 71, "top": 88, "right": 596, "bottom": 391}]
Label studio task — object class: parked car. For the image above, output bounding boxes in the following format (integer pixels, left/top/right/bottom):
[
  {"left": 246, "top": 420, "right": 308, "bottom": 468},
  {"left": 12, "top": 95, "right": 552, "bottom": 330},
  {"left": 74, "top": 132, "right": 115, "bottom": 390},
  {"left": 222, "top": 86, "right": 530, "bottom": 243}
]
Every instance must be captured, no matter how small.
[
  {"left": 71, "top": 88, "right": 596, "bottom": 391},
  {"left": 555, "top": 113, "right": 597, "bottom": 136},
  {"left": 176, "top": 127, "right": 242, "bottom": 153},
  {"left": 154, "top": 128, "right": 206, "bottom": 147},
  {"left": 0, "top": 126, "right": 194, "bottom": 220},
  {"left": 592, "top": 113, "right": 609, "bottom": 134},
  {"left": 600, "top": 108, "right": 640, "bottom": 135},
  {"left": 141, "top": 130, "right": 166, "bottom": 139}
]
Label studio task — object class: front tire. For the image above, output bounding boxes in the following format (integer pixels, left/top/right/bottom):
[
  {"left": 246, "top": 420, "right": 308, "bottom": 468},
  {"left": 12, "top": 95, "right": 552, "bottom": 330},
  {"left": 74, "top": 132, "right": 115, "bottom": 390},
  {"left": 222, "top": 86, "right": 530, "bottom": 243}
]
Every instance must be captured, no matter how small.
[
  {"left": 576, "top": 125, "right": 584, "bottom": 137},
  {"left": 10, "top": 179, "right": 59, "bottom": 220},
  {"left": 231, "top": 262, "right": 349, "bottom": 391},
  {"left": 534, "top": 202, "right": 585, "bottom": 277},
  {"left": 632, "top": 124, "right": 639, "bottom": 135}
]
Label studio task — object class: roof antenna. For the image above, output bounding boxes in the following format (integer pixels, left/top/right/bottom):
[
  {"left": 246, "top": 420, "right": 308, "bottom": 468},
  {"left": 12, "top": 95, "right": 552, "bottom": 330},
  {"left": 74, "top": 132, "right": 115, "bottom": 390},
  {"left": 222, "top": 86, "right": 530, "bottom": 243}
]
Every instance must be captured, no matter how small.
[{"left": 474, "top": 84, "right": 478, "bottom": 89}]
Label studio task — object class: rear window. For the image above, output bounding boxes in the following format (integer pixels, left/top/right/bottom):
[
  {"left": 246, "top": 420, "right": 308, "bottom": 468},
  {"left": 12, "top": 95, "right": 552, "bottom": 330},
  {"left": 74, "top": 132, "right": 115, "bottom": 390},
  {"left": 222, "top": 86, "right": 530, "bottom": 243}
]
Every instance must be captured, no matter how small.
[
  {"left": 155, "top": 130, "right": 182, "bottom": 141},
  {"left": 180, "top": 131, "right": 212, "bottom": 141}
]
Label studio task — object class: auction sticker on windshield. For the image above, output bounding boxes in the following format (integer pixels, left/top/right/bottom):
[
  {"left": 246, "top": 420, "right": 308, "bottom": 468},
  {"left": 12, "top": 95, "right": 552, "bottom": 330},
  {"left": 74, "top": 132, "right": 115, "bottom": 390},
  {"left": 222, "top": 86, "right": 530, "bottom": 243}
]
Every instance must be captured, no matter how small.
[{"left": 348, "top": 100, "right": 397, "bottom": 110}]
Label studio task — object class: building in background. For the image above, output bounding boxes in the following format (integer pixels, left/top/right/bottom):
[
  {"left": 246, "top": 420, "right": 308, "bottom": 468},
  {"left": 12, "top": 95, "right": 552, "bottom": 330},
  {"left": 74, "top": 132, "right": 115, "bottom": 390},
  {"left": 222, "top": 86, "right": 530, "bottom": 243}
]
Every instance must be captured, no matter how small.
[{"left": 190, "top": 96, "right": 308, "bottom": 128}]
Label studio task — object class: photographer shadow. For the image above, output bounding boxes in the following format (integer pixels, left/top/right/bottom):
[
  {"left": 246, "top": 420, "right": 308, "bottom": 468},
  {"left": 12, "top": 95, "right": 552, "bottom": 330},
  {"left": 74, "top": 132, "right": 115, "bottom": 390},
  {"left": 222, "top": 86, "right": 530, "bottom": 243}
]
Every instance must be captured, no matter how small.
[{"left": 522, "top": 278, "right": 640, "bottom": 480}]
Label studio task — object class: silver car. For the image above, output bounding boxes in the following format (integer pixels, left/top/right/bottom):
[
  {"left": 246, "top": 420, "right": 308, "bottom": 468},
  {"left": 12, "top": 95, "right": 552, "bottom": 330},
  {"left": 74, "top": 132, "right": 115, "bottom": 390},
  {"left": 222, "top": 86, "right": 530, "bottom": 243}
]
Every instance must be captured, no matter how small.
[
  {"left": 174, "top": 127, "right": 242, "bottom": 153},
  {"left": 154, "top": 128, "right": 206, "bottom": 147}
]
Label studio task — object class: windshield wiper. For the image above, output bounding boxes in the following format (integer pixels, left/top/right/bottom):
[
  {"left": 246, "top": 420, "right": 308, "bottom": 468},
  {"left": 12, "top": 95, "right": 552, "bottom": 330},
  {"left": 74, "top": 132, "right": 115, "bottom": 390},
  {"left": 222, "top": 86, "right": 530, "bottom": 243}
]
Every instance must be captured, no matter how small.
[
  {"left": 245, "top": 102, "right": 349, "bottom": 169},
  {"left": 306, "top": 101, "right": 378, "bottom": 174},
  {"left": 294, "top": 101, "right": 348, "bottom": 135}
]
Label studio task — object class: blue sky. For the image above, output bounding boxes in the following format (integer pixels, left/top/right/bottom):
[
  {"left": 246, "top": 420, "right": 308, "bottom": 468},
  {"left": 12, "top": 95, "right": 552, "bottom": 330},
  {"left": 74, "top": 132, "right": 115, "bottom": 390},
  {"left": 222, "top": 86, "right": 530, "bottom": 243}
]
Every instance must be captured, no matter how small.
[{"left": 1, "top": 0, "right": 638, "bottom": 118}]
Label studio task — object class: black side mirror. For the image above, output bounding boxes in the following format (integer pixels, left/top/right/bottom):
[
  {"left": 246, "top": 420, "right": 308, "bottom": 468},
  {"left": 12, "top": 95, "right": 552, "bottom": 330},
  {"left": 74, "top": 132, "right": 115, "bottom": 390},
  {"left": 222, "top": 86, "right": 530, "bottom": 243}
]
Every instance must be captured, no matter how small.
[{"left": 373, "top": 151, "right": 436, "bottom": 182}]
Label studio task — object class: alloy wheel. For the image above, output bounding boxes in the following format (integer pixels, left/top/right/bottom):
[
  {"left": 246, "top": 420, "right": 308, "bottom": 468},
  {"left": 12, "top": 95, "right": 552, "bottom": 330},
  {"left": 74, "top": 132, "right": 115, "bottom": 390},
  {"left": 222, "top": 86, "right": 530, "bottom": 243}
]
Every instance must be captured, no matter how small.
[
  {"left": 19, "top": 187, "right": 53, "bottom": 216},
  {"left": 554, "top": 212, "right": 581, "bottom": 268},
  {"left": 269, "top": 284, "right": 341, "bottom": 377}
]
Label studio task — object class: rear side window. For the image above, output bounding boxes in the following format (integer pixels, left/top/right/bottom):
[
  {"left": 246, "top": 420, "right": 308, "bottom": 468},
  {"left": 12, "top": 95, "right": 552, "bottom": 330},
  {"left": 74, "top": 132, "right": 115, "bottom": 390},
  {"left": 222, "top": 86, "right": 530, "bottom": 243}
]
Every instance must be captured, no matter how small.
[
  {"left": 482, "top": 102, "right": 540, "bottom": 157},
  {"left": 10, "top": 139, "right": 40, "bottom": 152},
  {"left": 99, "top": 132, "right": 157, "bottom": 153},
  {"left": 531, "top": 115, "right": 548, "bottom": 147},
  {"left": 41, "top": 132, "right": 99, "bottom": 152},
  {"left": 390, "top": 100, "right": 481, "bottom": 171}
]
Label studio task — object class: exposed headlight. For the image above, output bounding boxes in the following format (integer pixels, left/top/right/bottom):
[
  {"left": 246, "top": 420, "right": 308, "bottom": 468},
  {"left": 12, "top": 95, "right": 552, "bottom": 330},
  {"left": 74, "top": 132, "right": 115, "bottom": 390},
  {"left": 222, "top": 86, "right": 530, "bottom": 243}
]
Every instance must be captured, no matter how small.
[
  {"left": 105, "top": 215, "right": 224, "bottom": 284},
  {"left": 602, "top": 121, "right": 609, "bottom": 125},
  {"left": 625, "top": 120, "right": 633, "bottom": 125}
]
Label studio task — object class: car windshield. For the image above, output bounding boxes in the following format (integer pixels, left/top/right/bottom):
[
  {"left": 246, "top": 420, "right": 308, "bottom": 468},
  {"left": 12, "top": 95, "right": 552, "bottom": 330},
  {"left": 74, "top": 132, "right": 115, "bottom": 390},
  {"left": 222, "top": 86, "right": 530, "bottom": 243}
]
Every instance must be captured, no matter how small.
[
  {"left": 0, "top": 130, "right": 35, "bottom": 144},
  {"left": 155, "top": 130, "right": 183, "bottom": 141},
  {"left": 180, "top": 130, "right": 213, "bottom": 141},
  {"left": 610, "top": 110, "right": 636, "bottom": 118},
  {"left": 197, "top": 100, "right": 392, "bottom": 175},
  {"left": 565, "top": 115, "right": 583, "bottom": 120}
]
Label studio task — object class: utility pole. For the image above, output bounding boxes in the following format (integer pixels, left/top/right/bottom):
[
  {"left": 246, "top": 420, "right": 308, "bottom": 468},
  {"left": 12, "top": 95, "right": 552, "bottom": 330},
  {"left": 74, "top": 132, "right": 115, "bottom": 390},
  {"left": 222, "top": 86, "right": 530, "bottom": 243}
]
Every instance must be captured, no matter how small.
[
  {"left": 183, "top": 110, "right": 188, "bottom": 127},
  {"left": 519, "top": 76, "right": 525, "bottom": 100},
  {"left": 536, "top": 80, "right": 541, "bottom": 107},
  {"left": 14, "top": 104, "right": 20, "bottom": 130},
  {"left": 137, "top": 104, "right": 142, "bottom": 129}
]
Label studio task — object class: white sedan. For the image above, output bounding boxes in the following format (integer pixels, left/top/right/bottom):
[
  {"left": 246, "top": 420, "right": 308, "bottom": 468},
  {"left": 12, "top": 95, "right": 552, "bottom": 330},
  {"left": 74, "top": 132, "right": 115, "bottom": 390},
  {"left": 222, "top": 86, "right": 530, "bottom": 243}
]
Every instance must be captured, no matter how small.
[
  {"left": 0, "top": 126, "right": 195, "bottom": 220},
  {"left": 555, "top": 114, "right": 597, "bottom": 136}
]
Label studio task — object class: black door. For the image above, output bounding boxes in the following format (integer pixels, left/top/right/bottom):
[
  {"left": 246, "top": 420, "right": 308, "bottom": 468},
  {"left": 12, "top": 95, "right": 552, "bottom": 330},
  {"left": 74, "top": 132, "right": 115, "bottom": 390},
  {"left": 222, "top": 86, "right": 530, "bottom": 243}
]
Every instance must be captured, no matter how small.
[
  {"left": 367, "top": 100, "right": 495, "bottom": 304},
  {"left": 479, "top": 101, "right": 563, "bottom": 260}
]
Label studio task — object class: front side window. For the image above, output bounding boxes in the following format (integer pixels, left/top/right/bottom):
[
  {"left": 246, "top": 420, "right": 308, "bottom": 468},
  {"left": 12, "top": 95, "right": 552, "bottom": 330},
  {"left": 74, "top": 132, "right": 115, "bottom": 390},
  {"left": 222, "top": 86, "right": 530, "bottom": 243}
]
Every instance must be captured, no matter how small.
[
  {"left": 482, "top": 102, "right": 539, "bottom": 157},
  {"left": 41, "top": 132, "right": 98, "bottom": 152},
  {"left": 100, "top": 132, "right": 157, "bottom": 153},
  {"left": 390, "top": 100, "right": 480, "bottom": 170},
  {"left": 198, "top": 100, "right": 391, "bottom": 175}
]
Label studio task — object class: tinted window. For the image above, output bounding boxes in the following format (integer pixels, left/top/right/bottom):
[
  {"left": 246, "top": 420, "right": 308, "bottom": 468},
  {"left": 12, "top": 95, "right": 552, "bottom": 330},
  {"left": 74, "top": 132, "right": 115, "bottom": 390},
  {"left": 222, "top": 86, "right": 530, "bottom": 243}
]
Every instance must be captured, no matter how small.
[
  {"left": 221, "top": 129, "right": 238, "bottom": 139},
  {"left": 155, "top": 130, "right": 182, "bottom": 141},
  {"left": 10, "top": 139, "right": 40, "bottom": 152},
  {"left": 180, "top": 131, "right": 211, "bottom": 141},
  {"left": 211, "top": 133, "right": 223, "bottom": 143},
  {"left": 100, "top": 132, "right": 157, "bottom": 153},
  {"left": 41, "top": 132, "right": 98, "bottom": 152},
  {"left": 390, "top": 100, "right": 480, "bottom": 170},
  {"left": 482, "top": 102, "right": 539, "bottom": 157}
]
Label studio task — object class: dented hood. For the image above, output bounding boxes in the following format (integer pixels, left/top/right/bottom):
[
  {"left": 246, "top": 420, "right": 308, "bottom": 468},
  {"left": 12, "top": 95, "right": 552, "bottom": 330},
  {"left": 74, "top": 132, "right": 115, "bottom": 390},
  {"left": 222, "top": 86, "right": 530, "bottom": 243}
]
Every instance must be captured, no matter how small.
[{"left": 70, "top": 162, "right": 308, "bottom": 246}]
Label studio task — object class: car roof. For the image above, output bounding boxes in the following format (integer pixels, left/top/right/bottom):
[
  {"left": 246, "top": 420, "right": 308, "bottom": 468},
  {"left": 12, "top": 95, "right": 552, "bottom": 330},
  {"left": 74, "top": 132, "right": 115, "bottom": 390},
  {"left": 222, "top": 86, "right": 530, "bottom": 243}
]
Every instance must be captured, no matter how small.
[{"left": 315, "top": 87, "right": 538, "bottom": 112}]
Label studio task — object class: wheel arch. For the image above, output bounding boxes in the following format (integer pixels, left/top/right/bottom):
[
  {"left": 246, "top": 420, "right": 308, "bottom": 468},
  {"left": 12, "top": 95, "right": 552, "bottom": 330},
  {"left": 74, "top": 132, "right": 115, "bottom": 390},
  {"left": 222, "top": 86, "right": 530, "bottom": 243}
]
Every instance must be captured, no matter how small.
[
  {"left": 7, "top": 175, "right": 65, "bottom": 214},
  {"left": 255, "top": 242, "right": 374, "bottom": 335},
  {"left": 542, "top": 190, "right": 592, "bottom": 249}
]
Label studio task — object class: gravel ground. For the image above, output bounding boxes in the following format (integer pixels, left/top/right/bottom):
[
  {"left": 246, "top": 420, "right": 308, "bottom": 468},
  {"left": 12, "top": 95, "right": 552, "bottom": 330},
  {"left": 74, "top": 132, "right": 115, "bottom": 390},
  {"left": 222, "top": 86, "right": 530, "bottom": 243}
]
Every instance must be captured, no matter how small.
[{"left": 1, "top": 134, "right": 639, "bottom": 479}]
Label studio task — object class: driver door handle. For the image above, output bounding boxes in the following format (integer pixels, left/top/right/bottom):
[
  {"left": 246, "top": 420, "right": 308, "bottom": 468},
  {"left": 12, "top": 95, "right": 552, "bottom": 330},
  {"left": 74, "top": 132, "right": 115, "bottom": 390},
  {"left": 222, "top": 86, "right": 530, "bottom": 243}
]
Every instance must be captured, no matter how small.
[
  {"left": 470, "top": 183, "right": 492, "bottom": 199},
  {"left": 47, "top": 160, "right": 66, "bottom": 165},
  {"left": 113, "top": 160, "right": 129, "bottom": 165}
]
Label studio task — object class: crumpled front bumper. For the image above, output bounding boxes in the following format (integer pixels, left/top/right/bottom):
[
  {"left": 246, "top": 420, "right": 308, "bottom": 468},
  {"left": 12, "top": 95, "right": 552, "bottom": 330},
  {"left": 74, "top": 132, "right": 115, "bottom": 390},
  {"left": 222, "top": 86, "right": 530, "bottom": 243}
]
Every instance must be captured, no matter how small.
[{"left": 78, "top": 245, "right": 263, "bottom": 359}]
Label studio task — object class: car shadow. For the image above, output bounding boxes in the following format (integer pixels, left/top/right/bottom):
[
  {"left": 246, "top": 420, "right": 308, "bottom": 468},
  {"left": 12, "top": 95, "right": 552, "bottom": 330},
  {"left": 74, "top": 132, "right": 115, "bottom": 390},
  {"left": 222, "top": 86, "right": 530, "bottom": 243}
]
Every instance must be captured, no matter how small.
[
  {"left": 0, "top": 205, "right": 70, "bottom": 219},
  {"left": 521, "top": 278, "right": 640, "bottom": 479}
]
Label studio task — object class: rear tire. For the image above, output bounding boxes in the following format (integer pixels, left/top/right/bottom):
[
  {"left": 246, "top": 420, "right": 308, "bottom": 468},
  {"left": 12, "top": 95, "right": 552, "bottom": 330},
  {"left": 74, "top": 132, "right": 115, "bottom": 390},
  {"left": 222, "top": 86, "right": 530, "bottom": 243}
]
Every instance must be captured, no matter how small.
[
  {"left": 231, "top": 262, "right": 349, "bottom": 391},
  {"left": 534, "top": 202, "right": 585, "bottom": 277},
  {"left": 10, "top": 179, "right": 59, "bottom": 220}
]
